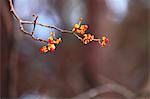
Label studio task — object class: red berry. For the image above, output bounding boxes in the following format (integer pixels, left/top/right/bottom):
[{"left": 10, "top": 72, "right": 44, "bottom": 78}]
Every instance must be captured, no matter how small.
[
  {"left": 40, "top": 46, "right": 48, "bottom": 53},
  {"left": 48, "top": 39, "right": 54, "bottom": 44},
  {"left": 104, "top": 38, "right": 109, "bottom": 43},
  {"left": 84, "top": 25, "right": 88, "bottom": 29},
  {"left": 50, "top": 48, "right": 55, "bottom": 52}
]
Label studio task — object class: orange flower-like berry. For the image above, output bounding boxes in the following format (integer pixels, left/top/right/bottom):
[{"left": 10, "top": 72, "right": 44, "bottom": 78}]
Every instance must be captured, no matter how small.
[
  {"left": 39, "top": 18, "right": 110, "bottom": 54},
  {"left": 40, "top": 32, "right": 63, "bottom": 53},
  {"left": 101, "top": 42, "right": 106, "bottom": 47},
  {"left": 80, "top": 25, "right": 88, "bottom": 31},
  {"left": 72, "top": 18, "right": 88, "bottom": 35},
  {"left": 100, "top": 36, "right": 109, "bottom": 47},
  {"left": 72, "top": 24, "right": 80, "bottom": 32},
  {"left": 79, "top": 18, "right": 83, "bottom": 23},
  {"left": 48, "top": 36, "right": 54, "bottom": 44},
  {"left": 51, "top": 31, "right": 55, "bottom": 36},
  {"left": 82, "top": 34, "right": 94, "bottom": 44},
  {"left": 40, "top": 46, "right": 48, "bottom": 53},
  {"left": 78, "top": 25, "right": 88, "bottom": 34},
  {"left": 54, "top": 38, "right": 62, "bottom": 44},
  {"left": 48, "top": 43, "right": 56, "bottom": 52},
  {"left": 102, "top": 36, "right": 109, "bottom": 43}
]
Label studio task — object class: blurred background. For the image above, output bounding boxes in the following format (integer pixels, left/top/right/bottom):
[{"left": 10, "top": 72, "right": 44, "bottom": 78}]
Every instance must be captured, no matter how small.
[{"left": 0, "top": 0, "right": 149, "bottom": 98}]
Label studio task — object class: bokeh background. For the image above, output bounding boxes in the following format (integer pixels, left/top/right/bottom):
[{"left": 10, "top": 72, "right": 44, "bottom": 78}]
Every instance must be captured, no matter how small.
[{"left": 0, "top": 0, "right": 149, "bottom": 98}]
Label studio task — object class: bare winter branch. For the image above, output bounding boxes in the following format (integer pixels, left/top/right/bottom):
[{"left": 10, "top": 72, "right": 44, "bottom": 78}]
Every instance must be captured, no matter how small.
[
  {"left": 8, "top": 0, "right": 74, "bottom": 43},
  {"left": 8, "top": 0, "right": 105, "bottom": 45}
]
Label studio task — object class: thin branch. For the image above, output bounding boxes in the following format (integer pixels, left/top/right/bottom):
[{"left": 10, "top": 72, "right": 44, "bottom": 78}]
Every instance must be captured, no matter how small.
[
  {"left": 32, "top": 14, "right": 38, "bottom": 35},
  {"left": 9, "top": 0, "right": 104, "bottom": 46},
  {"left": 8, "top": 0, "right": 73, "bottom": 43},
  {"left": 73, "top": 33, "right": 83, "bottom": 41},
  {"left": 9, "top": 0, "right": 102, "bottom": 45}
]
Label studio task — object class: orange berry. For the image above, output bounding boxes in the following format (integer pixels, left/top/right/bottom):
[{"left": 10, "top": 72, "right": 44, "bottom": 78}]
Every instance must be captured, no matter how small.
[
  {"left": 74, "top": 24, "right": 80, "bottom": 28},
  {"left": 48, "top": 39, "right": 54, "bottom": 44},
  {"left": 51, "top": 31, "right": 55, "bottom": 36},
  {"left": 40, "top": 46, "right": 48, "bottom": 53},
  {"left": 101, "top": 42, "right": 106, "bottom": 47},
  {"left": 89, "top": 35, "right": 94, "bottom": 41},
  {"left": 48, "top": 44, "right": 55, "bottom": 50},
  {"left": 79, "top": 30, "right": 85, "bottom": 35},
  {"left": 47, "top": 44, "right": 56, "bottom": 52},
  {"left": 86, "top": 34, "right": 90, "bottom": 38},
  {"left": 79, "top": 18, "right": 83, "bottom": 22},
  {"left": 55, "top": 38, "right": 62, "bottom": 44},
  {"left": 83, "top": 34, "right": 88, "bottom": 39},
  {"left": 84, "top": 25, "right": 88, "bottom": 29},
  {"left": 83, "top": 40, "right": 87, "bottom": 44},
  {"left": 58, "top": 38, "right": 62, "bottom": 43},
  {"left": 80, "top": 25, "right": 84, "bottom": 30},
  {"left": 49, "top": 47, "right": 55, "bottom": 52},
  {"left": 76, "top": 29, "right": 81, "bottom": 33},
  {"left": 84, "top": 40, "right": 90, "bottom": 44},
  {"left": 104, "top": 38, "right": 109, "bottom": 43},
  {"left": 50, "top": 44, "right": 56, "bottom": 52},
  {"left": 81, "top": 25, "right": 88, "bottom": 30},
  {"left": 102, "top": 36, "right": 109, "bottom": 43},
  {"left": 48, "top": 36, "right": 54, "bottom": 44}
]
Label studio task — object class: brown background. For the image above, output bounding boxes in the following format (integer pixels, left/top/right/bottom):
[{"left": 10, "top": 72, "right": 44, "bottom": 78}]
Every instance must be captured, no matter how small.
[{"left": 0, "top": 0, "right": 149, "bottom": 98}]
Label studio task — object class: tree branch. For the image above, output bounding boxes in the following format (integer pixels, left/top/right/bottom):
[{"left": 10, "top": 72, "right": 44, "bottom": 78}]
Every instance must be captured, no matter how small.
[
  {"left": 8, "top": 0, "right": 74, "bottom": 43},
  {"left": 8, "top": 0, "right": 105, "bottom": 45}
]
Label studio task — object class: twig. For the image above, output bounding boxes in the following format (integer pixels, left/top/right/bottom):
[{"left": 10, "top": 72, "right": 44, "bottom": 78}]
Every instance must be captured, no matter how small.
[
  {"left": 8, "top": 0, "right": 74, "bottom": 43},
  {"left": 8, "top": 0, "right": 104, "bottom": 45},
  {"left": 73, "top": 33, "right": 83, "bottom": 40},
  {"left": 32, "top": 14, "right": 38, "bottom": 35}
]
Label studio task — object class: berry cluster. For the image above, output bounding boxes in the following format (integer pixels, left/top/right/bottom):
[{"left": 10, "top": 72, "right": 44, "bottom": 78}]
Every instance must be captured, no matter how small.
[
  {"left": 72, "top": 18, "right": 109, "bottom": 46},
  {"left": 101, "top": 36, "right": 109, "bottom": 47},
  {"left": 72, "top": 18, "right": 88, "bottom": 35},
  {"left": 8, "top": 0, "right": 109, "bottom": 54},
  {"left": 40, "top": 32, "right": 62, "bottom": 53},
  {"left": 40, "top": 18, "right": 109, "bottom": 53}
]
